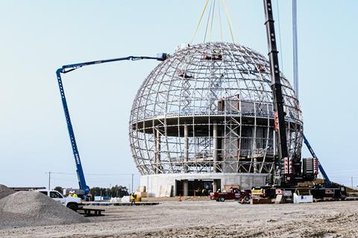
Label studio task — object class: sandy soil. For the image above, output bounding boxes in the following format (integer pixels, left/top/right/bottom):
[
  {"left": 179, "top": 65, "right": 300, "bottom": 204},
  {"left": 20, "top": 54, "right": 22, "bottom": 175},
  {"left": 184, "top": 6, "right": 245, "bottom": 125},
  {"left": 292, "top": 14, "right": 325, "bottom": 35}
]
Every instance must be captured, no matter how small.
[{"left": 1, "top": 198, "right": 358, "bottom": 238}]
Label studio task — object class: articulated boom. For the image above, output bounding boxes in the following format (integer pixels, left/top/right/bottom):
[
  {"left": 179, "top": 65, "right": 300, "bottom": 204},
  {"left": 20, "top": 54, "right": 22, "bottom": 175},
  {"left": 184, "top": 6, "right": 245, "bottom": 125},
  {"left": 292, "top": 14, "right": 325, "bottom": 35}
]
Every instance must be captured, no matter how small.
[{"left": 56, "top": 54, "right": 167, "bottom": 195}]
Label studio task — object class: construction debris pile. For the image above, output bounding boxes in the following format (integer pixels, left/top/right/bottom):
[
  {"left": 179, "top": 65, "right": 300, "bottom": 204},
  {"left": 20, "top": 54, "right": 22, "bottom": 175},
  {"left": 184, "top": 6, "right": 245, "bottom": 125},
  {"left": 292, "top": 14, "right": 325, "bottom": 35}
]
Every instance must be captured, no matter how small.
[{"left": 0, "top": 185, "right": 88, "bottom": 229}]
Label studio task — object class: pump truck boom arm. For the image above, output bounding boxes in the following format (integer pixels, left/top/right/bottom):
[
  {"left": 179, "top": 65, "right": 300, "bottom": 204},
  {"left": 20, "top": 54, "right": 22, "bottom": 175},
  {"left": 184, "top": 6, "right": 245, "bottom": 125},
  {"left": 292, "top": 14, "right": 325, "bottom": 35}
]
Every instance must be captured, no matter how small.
[
  {"left": 56, "top": 54, "right": 167, "bottom": 195},
  {"left": 58, "top": 55, "right": 168, "bottom": 74},
  {"left": 56, "top": 69, "right": 89, "bottom": 194},
  {"left": 263, "top": 0, "right": 291, "bottom": 184}
]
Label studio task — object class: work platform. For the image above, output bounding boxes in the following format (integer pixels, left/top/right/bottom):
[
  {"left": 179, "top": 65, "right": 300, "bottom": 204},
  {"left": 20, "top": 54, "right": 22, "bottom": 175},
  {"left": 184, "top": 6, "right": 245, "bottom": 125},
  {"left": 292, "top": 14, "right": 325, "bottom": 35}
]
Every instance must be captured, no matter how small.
[
  {"left": 82, "top": 201, "right": 160, "bottom": 206},
  {"left": 77, "top": 207, "right": 105, "bottom": 216}
]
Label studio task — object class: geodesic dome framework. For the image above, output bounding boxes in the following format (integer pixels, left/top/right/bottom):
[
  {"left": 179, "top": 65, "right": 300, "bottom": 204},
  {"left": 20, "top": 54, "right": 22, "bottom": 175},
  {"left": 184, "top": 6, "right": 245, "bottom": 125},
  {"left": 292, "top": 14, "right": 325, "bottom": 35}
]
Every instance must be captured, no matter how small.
[{"left": 129, "top": 42, "right": 303, "bottom": 176}]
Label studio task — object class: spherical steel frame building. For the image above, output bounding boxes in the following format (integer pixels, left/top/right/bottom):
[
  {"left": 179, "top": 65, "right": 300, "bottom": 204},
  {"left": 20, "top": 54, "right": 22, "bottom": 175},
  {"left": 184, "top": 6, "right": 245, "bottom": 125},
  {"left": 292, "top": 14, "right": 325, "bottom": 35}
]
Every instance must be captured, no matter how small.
[{"left": 129, "top": 42, "right": 303, "bottom": 196}]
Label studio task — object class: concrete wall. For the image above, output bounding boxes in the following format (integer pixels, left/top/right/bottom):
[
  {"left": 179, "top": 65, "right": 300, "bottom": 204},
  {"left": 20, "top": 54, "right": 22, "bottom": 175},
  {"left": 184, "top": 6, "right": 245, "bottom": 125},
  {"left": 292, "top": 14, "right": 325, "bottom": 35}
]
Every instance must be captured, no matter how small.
[{"left": 140, "top": 173, "right": 269, "bottom": 197}]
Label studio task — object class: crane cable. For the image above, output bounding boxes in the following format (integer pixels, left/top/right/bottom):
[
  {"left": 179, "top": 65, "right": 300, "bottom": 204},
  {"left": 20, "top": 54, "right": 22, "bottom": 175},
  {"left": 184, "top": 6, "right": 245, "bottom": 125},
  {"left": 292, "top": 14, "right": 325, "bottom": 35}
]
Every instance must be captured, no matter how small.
[
  {"left": 192, "top": 0, "right": 235, "bottom": 43},
  {"left": 191, "top": 0, "right": 210, "bottom": 44},
  {"left": 221, "top": 0, "right": 235, "bottom": 43},
  {"left": 218, "top": 1, "right": 223, "bottom": 41},
  {"left": 203, "top": 0, "right": 214, "bottom": 42},
  {"left": 208, "top": 0, "right": 216, "bottom": 42}
]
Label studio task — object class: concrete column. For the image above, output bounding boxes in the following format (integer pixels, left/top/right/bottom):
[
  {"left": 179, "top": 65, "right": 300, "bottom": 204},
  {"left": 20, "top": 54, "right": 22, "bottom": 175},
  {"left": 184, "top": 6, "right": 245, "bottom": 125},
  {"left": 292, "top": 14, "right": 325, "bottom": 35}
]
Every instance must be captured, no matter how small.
[
  {"left": 183, "top": 180, "right": 188, "bottom": 196},
  {"left": 184, "top": 124, "right": 189, "bottom": 173},
  {"left": 212, "top": 181, "right": 217, "bottom": 193},
  {"left": 213, "top": 179, "right": 221, "bottom": 192},
  {"left": 213, "top": 123, "right": 218, "bottom": 172}
]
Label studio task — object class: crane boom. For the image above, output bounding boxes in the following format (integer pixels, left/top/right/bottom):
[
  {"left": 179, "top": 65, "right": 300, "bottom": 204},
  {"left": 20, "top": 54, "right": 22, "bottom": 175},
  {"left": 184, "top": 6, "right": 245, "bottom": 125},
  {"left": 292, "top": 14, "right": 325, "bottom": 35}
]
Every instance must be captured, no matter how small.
[
  {"left": 263, "top": 0, "right": 291, "bottom": 184},
  {"left": 56, "top": 54, "right": 167, "bottom": 195}
]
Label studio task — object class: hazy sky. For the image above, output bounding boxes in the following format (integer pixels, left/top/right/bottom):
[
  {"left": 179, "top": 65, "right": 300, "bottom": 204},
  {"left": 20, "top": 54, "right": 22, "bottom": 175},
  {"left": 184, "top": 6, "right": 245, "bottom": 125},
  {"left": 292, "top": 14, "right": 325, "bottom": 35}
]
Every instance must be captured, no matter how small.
[{"left": 1, "top": 0, "right": 357, "bottom": 190}]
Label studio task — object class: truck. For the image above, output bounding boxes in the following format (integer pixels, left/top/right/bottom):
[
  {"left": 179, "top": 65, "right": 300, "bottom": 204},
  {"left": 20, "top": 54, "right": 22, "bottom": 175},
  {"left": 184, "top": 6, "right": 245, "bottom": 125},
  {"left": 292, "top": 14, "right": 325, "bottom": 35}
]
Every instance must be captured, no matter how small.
[
  {"left": 209, "top": 188, "right": 251, "bottom": 203},
  {"left": 38, "top": 190, "right": 82, "bottom": 211}
]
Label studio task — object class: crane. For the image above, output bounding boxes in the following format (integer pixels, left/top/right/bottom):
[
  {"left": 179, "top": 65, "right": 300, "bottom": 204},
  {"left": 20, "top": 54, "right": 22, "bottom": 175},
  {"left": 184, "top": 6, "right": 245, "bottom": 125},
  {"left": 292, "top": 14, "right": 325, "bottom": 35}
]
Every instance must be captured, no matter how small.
[
  {"left": 263, "top": 0, "right": 293, "bottom": 185},
  {"left": 265, "top": 0, "right": 332, "bottom": 188},
  {"left": 56, "top": 54, "right": 168, "bottom": 196}
]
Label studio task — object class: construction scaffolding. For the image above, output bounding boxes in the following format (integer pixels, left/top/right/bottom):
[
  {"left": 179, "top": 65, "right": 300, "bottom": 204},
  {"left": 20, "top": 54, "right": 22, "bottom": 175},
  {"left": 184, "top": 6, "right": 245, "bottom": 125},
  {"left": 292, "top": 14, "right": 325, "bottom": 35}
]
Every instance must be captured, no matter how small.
[{"left": 129, "top": 42, "right": 302, "bottom": 176}]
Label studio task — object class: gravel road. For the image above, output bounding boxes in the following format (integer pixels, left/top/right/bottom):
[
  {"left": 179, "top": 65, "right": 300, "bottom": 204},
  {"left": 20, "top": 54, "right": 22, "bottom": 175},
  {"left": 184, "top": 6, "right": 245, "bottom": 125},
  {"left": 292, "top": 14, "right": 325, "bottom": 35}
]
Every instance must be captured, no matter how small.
[{"left": 1, "top": 198, "right": 358, "bottom": 238}]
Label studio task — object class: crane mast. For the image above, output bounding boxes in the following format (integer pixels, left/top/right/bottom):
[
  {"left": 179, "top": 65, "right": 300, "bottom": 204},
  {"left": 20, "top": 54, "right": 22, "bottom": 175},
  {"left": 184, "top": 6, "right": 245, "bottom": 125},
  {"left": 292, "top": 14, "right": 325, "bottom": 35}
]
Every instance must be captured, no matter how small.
[{"left": 263, "top": 0, "right": 293, "bottom": 185}]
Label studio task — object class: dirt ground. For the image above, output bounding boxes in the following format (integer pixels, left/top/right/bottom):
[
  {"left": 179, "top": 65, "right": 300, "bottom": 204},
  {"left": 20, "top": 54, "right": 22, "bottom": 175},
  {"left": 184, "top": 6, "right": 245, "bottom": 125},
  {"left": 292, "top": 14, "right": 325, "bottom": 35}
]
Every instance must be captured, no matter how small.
[{"left": 1, "top": 198, "right": 358, "bottom": 238}]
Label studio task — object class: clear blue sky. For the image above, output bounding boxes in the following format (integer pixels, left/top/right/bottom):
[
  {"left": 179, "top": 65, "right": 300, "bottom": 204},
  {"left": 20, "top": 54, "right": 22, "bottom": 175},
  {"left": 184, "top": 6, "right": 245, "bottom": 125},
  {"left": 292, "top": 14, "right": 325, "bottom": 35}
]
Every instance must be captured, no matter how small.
[{"left": 1, "top": 0, "right": 357, "bottom": 190}]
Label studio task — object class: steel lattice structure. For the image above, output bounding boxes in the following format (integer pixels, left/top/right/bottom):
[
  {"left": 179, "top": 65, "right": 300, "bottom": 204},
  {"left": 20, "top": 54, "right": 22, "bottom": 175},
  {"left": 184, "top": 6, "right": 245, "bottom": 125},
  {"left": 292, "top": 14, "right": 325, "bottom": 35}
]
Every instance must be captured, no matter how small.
[{"left": 129, "top": 42, "right": 303, "bottom": 176}]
